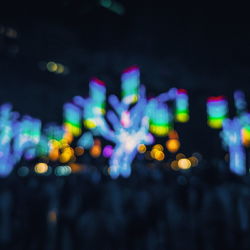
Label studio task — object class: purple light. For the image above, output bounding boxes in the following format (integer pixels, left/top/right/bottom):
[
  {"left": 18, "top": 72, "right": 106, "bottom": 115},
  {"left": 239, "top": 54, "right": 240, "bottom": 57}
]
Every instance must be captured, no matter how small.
[{"left": 103, "top": 145, "right": 113, "bottom": 158}]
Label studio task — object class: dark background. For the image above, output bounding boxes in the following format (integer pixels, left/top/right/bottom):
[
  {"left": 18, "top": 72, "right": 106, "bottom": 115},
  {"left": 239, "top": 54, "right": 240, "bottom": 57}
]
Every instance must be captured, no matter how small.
[{"left": 0, "top": 1, "right": 250, "bottom": 159}]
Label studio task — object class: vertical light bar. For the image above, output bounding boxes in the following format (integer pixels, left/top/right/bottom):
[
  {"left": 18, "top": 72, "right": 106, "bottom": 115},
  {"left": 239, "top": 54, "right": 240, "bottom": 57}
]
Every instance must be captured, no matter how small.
[
  {"left": 175, "top": 89, "right": 189, "bottom": 122},
  {"left": 207, "top": 96, "right": 228, "bottom": 129},
  {"left": 222, "top": 118, "right": 246, "bottom": 175},
  {"left": 63, "top": 103, "right": 82, "bottom": 137},
  {"left": 121, "top": 66, "right": 139, "bottom": 105},
  {"left": 147, "top": 101, "right": 170, "bottom": 136}
]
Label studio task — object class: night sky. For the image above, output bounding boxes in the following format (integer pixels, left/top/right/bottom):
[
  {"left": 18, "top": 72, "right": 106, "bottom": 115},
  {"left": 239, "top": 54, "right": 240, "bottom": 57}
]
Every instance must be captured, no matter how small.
[{"left": 0, "top": 1, "right": 249, "bottom": 158}]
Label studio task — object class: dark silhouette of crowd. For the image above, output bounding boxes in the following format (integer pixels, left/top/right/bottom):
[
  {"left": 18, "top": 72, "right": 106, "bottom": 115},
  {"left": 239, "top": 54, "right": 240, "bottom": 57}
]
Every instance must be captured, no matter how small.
[{"left": 0, "top": 162, "right": 250, "bottom": 250}]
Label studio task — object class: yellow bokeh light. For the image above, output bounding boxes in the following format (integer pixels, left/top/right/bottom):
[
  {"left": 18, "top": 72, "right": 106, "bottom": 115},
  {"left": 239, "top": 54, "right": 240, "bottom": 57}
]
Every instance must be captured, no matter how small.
[
  {"left": 150, "top": 148, "right": 159, "bottom": 159},
  {"left": 47, "top": 61, "right": 58, "bottom": 72},
  {"left": 56, "top": 64, "right": 65, "bottom": 74},
  {"left": 137, "top": 144, "right": 146, "bottom": 153},
  {"left": 59, "top": 152, "right": 72, "bottom": 163},
  {"left": 153, "top": 144, "right": 164, "bottom": 151},
  {"left": 176, "top": 153, "right": 186, "bottom": 160},
  {"left": 154, "top": 151, "right": 165, "bottom": 161},
  {"left": 90, "top": 145, "right": 101, "bottom": 158},
  {"left": 188, "top": 156, "right": 199, "bottom": 167},
  {"left": 166, "top": 139, "right": 180, "bottom": 153},
  {"left": 178, "top": 158, "right": 191, "bottom": 170},
  {"left": 34, "top": 163, "right": 48, "bottom": 174}
]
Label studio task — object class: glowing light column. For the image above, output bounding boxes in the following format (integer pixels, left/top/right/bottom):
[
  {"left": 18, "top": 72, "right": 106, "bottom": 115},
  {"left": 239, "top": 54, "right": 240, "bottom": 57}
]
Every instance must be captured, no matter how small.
[
  {"left": 207, "top": 96, "right": 228, "bottom": 129},
  {"left": 175, "top": 89, "right": 189, "bottom": 122},
  {"left": 221, "top": 118, "right": 246, "bottom": 175},
  {"left": 63, "top": 103, "right": 82, "bottom": 137}
]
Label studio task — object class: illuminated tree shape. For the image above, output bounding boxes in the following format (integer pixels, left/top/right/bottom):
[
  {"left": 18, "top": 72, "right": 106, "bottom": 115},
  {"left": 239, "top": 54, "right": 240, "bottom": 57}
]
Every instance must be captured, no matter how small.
[
  {"left": 72, "top": 66, "right": 189, "bottom": 178},
  {"left": 0, "top": 104, "right": 41, "bottom": 176},
  {"left": 208, "top": 90, "right": 250, "bottom": 175}
]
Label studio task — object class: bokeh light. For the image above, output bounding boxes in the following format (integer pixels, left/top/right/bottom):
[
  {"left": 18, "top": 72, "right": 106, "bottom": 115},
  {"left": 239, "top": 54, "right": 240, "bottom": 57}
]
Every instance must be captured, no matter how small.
[
  {"left": 178, "top": 158, "right": 191, "bottom": 170},
  {"left": 166, "top": 139, "right": 180, "bottom": 153},
  {"left": 34, "top": 163, "right": 48, "bottom": 174},
  {"left": 137, "top": 144, "right": 146, "bottom": 154}
]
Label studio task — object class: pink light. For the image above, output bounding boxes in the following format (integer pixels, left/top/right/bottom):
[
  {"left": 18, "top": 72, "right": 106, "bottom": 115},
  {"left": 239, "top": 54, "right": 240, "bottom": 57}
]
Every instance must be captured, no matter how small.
[
  {"left": 122, "top": 65, "right": 139, "bottom": 74},
  {"left": 103, "top": 145, "right": 113, "bottom": 158},
  {"left": 90, "top": 77, "right": 106, "bottom": 86},
  {"left": 207, "top": 96, "right": 225, "bottom": 102}
]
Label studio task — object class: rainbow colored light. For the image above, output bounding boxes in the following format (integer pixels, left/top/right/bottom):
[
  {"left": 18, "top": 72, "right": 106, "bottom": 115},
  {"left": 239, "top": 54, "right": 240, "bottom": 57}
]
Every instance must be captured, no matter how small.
[
  {"left": 175, "top": 89, "right": 189, "bottom": 122},
  {"left": 121, "top": 66, "right": 139, "bottom": 105},
  {"left": 207, "top": 96, "right": 228, "bottom": 129}
]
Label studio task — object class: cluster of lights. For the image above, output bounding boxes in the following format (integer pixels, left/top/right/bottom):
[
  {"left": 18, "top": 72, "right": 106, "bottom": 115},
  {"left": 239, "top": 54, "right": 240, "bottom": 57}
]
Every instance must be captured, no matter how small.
[
  {"left": 150, "top": 144, "right": 165, "bottom": 161},
  {"left": 170, "top": 153, "right": 199, "bottom": 171},
  {"left": 0, "top": 66, "right": 192, "bottom": 179},
  {"left": 207, "top": 96, "right": 228, "bottom": 129},
  {"left": 46, "top": 61, "right": 68, "bottom": 75}
]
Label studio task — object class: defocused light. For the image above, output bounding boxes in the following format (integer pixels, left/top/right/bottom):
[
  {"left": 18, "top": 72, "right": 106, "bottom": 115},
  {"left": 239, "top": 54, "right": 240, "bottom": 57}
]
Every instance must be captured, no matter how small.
[
  {"left": 175, "top": 89, "right": 189, "bottom": 122},
  {"left": 154, "top": 150, "right": 165, "bottom": 161},
  {"left": 55, "top": 165, "right": 71, "bottom": 176},
  {"left": 34, "top": 163, "right": 48, "bottom": 174},
  {"left": 59, "top": 152, "right": 71, "bottom": 163},
  {"left": 176, "top": 153, "right": 186, "bottom": 160},
  {"left": 150, "top": 148, "right": 159, "bottom": 159},
  {"left": 103, "top": 145, "right": 113, "bottom": 158},
  {"left": 166, "top": 139, "right": 180, "bottom": 153},
  {"left": 168, "top": 130, "right": 179, "bottom": 139},
  {"left": 75, "top": 146, "right": 84, "bottom": 156},
  {"left": 49, "top": 148, "right": 59, "bottom": 161},
  {"left": 153, "top": 144, "right": 164, "bottom": 151},
  {"left": 207, "top": 96, "right": 228, "bottom": 129},
  {"left": 56, "top": 64, "right": 65, "bottom": 74},
  {"left": 100, "top": 0, "right": 112, "bottom": 8},
  {"left": 90, "top": 145, "right": 101, "bottom": 158},
  {"left": 47, "top": 62, "right": 58, "bottom": 72},
  {"left": 137, "top": 144, "right": 146, "bottom": 153},
  {"left": 69, "top": 163, "right": 82, "bottom": 173},
  {"left": 188, "top": 156, "right": 198, "bottom": 166},
  {"left": 94, "top": 139, "right": 101, "bottom": 146},
  {"left": 121, "top": 66, "right": 139, "bottom": 105},
  {"left": 170, "top": 160, "right": 179, "bottom": 170},
  {"left": 48, "top": 210, "right": 57, "bottom": 223},
  {"left": 241, "top": 125, "right": 250, "bottom": 147},
  {"left": 178, "top": 158, "right": 191, "bottom": 170}
]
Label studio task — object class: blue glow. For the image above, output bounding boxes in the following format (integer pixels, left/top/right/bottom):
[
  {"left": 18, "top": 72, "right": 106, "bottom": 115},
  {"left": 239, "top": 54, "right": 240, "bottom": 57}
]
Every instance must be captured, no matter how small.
[
  {"left": 221, "top": 118, "right": 246, "bottom": 175},
  {"left": 77, "top": 132, "right": 94, "bottom": 149}
]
